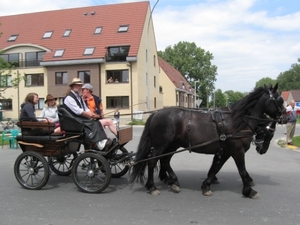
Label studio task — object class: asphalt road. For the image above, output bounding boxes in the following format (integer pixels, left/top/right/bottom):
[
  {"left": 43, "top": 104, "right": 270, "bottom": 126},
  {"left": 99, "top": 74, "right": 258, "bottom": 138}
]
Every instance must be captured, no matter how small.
[{"left": 0, "top": 125, "right": 300, "bottom": 225}]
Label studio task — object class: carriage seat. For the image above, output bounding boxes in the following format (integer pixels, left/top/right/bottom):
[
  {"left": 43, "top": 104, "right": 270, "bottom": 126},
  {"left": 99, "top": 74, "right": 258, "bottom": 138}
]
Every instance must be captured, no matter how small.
[
  {"left": 16, "top": 134, "right": 64, "bottom": 143},
  {"left": 57, "top": 105, "right": 84, "bottom": 134}
]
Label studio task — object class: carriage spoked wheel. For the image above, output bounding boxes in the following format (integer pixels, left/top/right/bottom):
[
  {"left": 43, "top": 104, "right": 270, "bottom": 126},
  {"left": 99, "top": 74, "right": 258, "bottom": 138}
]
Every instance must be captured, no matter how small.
[
  {"left": 48, "top": 153, "right": 77, "bottom": 176},
  {"left": 14, "top": 151, "right": 50, "bottom": 190},
  {"left": 107, "top": 146, "right": 130, "bottom": 178},
  {"left": 71, "top": 152, "right": 111, "bottom": 193}
]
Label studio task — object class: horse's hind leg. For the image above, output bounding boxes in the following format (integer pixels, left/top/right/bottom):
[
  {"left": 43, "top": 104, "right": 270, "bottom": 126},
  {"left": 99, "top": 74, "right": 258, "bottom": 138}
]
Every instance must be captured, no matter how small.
[
  {"left": 202, "top": 153, "right": 230, "bottom": 196},
  {"left": 159, "top": 155, "right": 180, "bottom": 193},
  {"left": 145, "top": 157, "right": 160, "bottom": 196}
]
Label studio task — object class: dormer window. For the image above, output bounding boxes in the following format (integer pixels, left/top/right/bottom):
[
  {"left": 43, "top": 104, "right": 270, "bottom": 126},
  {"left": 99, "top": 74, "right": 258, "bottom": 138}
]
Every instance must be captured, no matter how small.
[
  {"left": 7, "top": 34, "right": 18, "bottom": 42},
  {"left": 84, "top": 47, "right": 95, "bottom": 55},
  {"left": 118, "top": 25, "right": 129, "bottom": 33},
  {"left": 94, "top": 27, "right": 102, "bottom": 34},
  {"left": 63, "top": 29, "right": 72, "bottom": 37},
  {"left": 43, "top": 31, "right": 53, "bottom": 39},
  {"left": 54, "top": 49, "right": 64, "bottom": 57}
]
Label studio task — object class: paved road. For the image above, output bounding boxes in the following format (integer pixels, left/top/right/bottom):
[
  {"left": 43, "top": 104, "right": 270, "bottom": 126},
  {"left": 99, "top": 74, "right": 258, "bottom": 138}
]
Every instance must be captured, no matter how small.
[{"left": 0, "top": 125, "right": 300, "bottom": 225}]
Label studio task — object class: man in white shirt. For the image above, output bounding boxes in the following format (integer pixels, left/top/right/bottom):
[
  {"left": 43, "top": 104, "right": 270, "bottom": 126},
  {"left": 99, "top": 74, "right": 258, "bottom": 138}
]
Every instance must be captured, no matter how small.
[
  {"left": 64, "top": 78, "right": 112, "bottom": 150},
  {"left": 286, "top": 100, "right": 300, "bottom": 145}
]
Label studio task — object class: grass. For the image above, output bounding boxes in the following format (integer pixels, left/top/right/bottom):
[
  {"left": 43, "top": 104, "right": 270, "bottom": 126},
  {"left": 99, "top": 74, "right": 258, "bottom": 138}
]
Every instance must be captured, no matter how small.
[{"left": 128, "top": 119, "right": 146, "bottom": 126}]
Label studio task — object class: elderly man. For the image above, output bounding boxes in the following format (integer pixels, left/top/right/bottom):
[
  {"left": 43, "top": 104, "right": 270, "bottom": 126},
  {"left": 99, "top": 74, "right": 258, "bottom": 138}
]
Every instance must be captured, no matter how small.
[
  {"left": 81, "top": 83, "right": 118, "bottom": 137},
  {"left": 63, "top": 78, "right": 112, "bottom": 150},
  {"left": 286, "top": 100, "right": 300, "bottom": 145}
]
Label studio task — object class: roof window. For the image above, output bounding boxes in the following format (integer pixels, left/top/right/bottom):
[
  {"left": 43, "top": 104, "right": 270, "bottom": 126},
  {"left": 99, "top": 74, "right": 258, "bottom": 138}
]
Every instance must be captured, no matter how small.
[
  {"left": 84, "top": 47, "right": 95, "bottom": 55},
  {"left": 118, "top": 25, "right": 129, "bottom": 33},
  {"left": 54, "top": 49, "right": 65, "bottom": 57},
  {"left": 43, "top": 31, "right": 53, "bottom": 39},
  {"left": 63, "top": 29, "right": 72, "bottom": 37},
  {"left": 7, "top": 34, "right": 18, "bottom": 42},
  {"left": 94, "top": 27, "right": 102, "bottom": 34}
]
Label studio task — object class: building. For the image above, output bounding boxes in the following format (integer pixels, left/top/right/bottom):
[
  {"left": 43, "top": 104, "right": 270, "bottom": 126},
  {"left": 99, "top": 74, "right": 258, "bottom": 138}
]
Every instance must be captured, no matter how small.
[
  {"left": 0, "top": 1, "right": 194, "bottom": 121},
  {"left": 158, "top": 57, "right": 194, "bottom": 107}
]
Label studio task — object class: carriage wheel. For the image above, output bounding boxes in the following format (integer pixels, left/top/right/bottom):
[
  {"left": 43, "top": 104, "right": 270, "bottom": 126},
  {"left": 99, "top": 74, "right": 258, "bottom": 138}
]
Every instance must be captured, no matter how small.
[
  {"left": 49, "top": 153, "right": 77, "bottom": 176},
  {"left": 14, "top": 151, "right": 50, "bottom": 190},
  {"left": 72, "top": 152, "right": 111, "bottom": 193},
  {"left": 108, "top": 147, "right": 130, "bottom": 178}
]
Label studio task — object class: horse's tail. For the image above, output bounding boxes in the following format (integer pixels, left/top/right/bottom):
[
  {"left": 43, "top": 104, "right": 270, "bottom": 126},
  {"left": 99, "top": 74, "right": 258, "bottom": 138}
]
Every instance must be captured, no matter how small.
[{"left": 128, "top": 113, "right": 155, "bottom": 184}]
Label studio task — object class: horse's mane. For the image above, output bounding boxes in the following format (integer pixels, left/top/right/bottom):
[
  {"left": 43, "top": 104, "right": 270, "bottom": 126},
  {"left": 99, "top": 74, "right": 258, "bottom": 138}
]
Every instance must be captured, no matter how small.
[{"left": 230, "top": 87, "right": 266, "bottom": 130}]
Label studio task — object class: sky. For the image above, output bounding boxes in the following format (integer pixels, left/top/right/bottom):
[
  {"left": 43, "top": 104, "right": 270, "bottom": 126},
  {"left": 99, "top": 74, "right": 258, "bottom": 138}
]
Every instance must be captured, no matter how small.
[{"left": 0, "top": 0, "right": 299, "bottom": 92}]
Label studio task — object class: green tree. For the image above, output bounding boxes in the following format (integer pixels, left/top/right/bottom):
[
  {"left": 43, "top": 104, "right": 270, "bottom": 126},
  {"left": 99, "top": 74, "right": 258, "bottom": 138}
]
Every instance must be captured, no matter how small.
[
  {"left": 224, "top": 90, "right": 245, "bottom": 106},
  {"left": 158, "top": 41, "right": 218, "bottom": 107},
  {"left": 277, "top": 59, "right": 300, "bottom": 91},
  {"left": 0, "top": 51, "right": 24, "bottom": 99},
  {"left": 255, "top": 77, "right": 277, "bottom": 89}
]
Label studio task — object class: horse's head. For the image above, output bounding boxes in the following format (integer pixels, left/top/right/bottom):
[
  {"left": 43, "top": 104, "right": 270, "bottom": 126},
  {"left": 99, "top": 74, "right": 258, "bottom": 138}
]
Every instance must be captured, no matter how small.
[{"left": 263, "top": 83, "right": 286, "bottom": 120}]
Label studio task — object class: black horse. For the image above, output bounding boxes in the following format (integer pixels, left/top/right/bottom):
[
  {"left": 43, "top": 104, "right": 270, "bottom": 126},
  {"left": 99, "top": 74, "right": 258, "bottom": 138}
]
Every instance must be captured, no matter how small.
[{"left": 129, "top": 84, "right": 287, "bottom": 198}]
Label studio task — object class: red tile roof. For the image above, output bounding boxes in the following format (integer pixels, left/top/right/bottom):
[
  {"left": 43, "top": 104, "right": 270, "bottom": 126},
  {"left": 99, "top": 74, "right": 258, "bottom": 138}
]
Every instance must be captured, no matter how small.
[
  {"left": 0, "top": 1, "right": 149, "bottom": 62},
  {"left": 281, "top": 91, "right": 289, "bottom": 101},
  {"left": 158, "top": 56, "right": 192, "bottom": 92}
]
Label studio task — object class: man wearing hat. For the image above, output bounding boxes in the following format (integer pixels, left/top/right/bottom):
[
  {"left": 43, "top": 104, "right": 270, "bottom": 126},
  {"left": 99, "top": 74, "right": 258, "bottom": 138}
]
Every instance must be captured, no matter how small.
[
  {"left": 82, "top": 83, "right": 118, "bottom": 138},
  {"left": 63, "top": 78, "right": 112, "bottom": 150}
]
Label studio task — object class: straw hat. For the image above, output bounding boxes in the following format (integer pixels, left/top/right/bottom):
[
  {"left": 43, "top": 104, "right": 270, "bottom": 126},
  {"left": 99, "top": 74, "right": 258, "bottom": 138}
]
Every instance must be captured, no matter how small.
[
  {"left": 44, "top": 94, "right": 57, "bottom": 103},
  {"left": 69, "top": 78, "right": 83, "bottom": 87}
]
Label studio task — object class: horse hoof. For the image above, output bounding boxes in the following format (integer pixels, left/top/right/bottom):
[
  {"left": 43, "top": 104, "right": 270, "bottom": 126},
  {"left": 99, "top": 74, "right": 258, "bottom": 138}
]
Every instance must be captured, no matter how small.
[
  {"left": 171, "top": 184, "right": 180, "bottom": 193},
  {"left": 250, "top": 193, "right": 260, "bottom": 199},
  {"left": 150, "top": 190, "right": 160, "bottom": 196},
  {"left": 203, "top": 190, "right": 213, "bottom": 196}
]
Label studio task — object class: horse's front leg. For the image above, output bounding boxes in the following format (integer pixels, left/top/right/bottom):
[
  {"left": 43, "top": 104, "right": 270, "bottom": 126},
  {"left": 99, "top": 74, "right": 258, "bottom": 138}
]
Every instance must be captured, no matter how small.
[
  {"left": 202, "top": 152, "right": 230, "bottom": 196},
  {"left": 145, "top": 158, "right": 160, "bottom": 195},
  {"left": 159, "top": 155, "right": 180, "bottom": 193},
  {"left": 231, "top": 152, "right": 259, "bottom": 199}
]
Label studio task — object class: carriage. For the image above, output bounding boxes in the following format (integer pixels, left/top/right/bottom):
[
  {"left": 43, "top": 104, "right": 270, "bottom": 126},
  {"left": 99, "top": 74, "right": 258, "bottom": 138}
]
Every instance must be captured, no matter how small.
[{"left": 14, "top": 106, "right": 135, "bottom": 193}]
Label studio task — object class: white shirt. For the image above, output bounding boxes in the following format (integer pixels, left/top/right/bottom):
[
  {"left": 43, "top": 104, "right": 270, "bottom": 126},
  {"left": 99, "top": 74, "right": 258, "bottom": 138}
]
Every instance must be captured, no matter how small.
[
  {"left": 39, "top": 106, "right": 59, "bottom": 123},
  {"left": 64, "top": 90, "right": 90, "bottom": 115}
]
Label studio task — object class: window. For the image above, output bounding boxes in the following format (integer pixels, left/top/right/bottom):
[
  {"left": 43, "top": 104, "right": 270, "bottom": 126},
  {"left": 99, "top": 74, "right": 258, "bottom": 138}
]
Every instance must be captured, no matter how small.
[
  {"left": 25, "top": 74, "right": 44, "bottom": 86},
  {"left": 154, "top": 76, "right": 156, "bottom": 88},
  {"left": 154, "top": 97, "right": 156, "bottom": 108},
  {"left": 153, "top": 55, "right": 156, "bottom": 67},
  {"left": 55, "top": 72, "right": 68, "bottom": 85},
  {"left": 43, "top": 31, "right": 53, "bottom": 38},
  {"left": 8, "top": 34, "right": 18, "bottom": 42},
  {"left": 106, "top": 70, "right": 129, "bottom": 83},
  {"left": 83, "top": 47, "right": 95, "bottom": 55},
  {"left": 63, "top": 29, "right": 72, "bottom": 37},
  {"left": 25, "top": 51, "right": 45, "bottom": 67},
  {"left": 0, "top": 53, "right": 19, "bottom": 67},
  {"left": 159, "top": 86, "right": 163, "bottom": 93},
  {"left": 106, "top": 46, "right": 130, "bottom": 62},
  {"left": 94, "top": 27, "right": 102, "bottom": 34},
  {"left": 78, "top": 71, "right": 90, "bottom": 83},
  {"left": 54, "top": 49, "right": 64, "bottom": 57},
  {"left": 118, "top": 25, "right": 129, "bottom": 32},
  {"left": 0, "top": 99, "right": 12, "bottom": 110},
  {"left": 0, "top": 75, "right": 12, "bottom": 87},
  {"left": 35, "top": 98, "right": 44, "bottom": 110},
  {"left": 106, "top": 96, "right": 129, "bottom": 109}
]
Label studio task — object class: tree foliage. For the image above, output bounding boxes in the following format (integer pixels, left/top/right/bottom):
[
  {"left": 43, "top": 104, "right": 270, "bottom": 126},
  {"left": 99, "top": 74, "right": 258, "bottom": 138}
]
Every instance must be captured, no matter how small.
[
  {"left": 0, "top": 51, "right": 24, "bottom": 99},
  {"left": 255, "top": 77, "right": 277, "bottom": 89},
  {"left": 158, "top": 41, "right": 217, "bottom": 107},
  {"left": 276, "top": 59, "right": 300, "bottom": 91}
]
